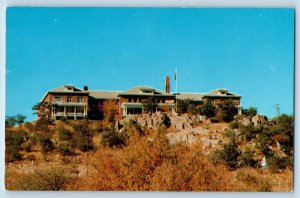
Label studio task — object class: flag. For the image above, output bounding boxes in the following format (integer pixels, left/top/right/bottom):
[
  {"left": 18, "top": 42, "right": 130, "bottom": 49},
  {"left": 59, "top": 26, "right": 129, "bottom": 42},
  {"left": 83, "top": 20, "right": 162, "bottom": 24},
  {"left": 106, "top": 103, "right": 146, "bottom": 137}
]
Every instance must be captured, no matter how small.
[{"left": 174, "top": 68, "right": 177, "bottom": 80}]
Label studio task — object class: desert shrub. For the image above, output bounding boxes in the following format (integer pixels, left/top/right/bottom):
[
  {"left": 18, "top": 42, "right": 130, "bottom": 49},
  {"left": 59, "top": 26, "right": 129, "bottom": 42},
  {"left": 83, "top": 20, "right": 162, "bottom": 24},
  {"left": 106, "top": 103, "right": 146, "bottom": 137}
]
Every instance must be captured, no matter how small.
[
  {"left": 213, "top": 113, "right": 223, "bottom": 123},
  {"left": 269, "top": 114, "right": 293, "bottom": 155},
  {"left": 24, "top": 122, "right": 35, "bottom": 132},
  {"left": 27, "top": 154, "right": 36, "bottom": 161},
  {"left": 72, "top": 120, "right": 94, "bottom": 151},
  {"left": 96, "top": 122, "right": 104, "bottom": 133},
  {"left": 218, "top": 99, "right": 238, "bottom": 122},
  {"left": 267, "top": 155, "right": 288, "bottom": 173},
  {"left": 255, "top": 129, "right": 273, "bottom": 155},
  {"left": 229, "top": 120, "right": 239, "bottom": 129},
  {"left": 14, "top": 166, "right": 74, "bottom": 190},
  {"left": 101, "top": 128, "right": 126, "bottom": 147},
  {"left": 239, "top": 148, "right": 257, "bottom": 167},
  {"left": 21, "top": 141, "right": 33, "bottom": 152},
  {"left": 236, "top": 171, "right": 272, "bottom": 192},
  {"left": 223, "top": 130, "right": 236, "bottom": 139},
  {"left": 39, "top": 136, "right": 54, "bottom": 154},
  {"left": 239, "top": 124, "right": 257, "bottom": 141},
  {"left": 212, "top": 138, "right": 241, "bottom": 169},
  {"left": 187, "top": 103, "right": 198, "bottom": 115},
  {"left": 176, "top": 99, "right": 194, "bottom": 114},
  {"left": 58, "top": 143, "right": 76, "bottom": 156},
  {"left": 58, "top": 127, "right": 73, "bottom": 141},
  {"left": 199, "top": 101, "right": 217, "bottom": 118},
  {"left": 5, "top": 129, "right": 27, "bottom": 163}
]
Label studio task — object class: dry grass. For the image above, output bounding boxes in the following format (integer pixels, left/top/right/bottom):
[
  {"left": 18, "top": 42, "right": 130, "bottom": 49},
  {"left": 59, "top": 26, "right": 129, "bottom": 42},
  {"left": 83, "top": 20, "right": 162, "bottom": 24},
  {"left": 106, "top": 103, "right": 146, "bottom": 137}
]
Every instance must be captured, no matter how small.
[{"left": 5, "top": 120, "right": 293, "bottom": 191}]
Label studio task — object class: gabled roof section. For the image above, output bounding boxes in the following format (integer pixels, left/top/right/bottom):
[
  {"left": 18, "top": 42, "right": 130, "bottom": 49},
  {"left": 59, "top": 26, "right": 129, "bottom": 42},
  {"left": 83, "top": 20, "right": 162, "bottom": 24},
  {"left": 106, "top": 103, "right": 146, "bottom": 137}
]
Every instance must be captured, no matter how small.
[
  {"left": 204, "top": 88, "right": 241, "bottom": 98},
  {"left": 119, "top": 86, "right": 173, "bottom": 97},
  {"left": 89, "top": 90, "right": 121, "bottom": 99},
  {"left": 48, "top": 84, "right": 89, "bottom": 94},
  {"left": 175, "top": 93, "right": 205, "bottom": 101}
]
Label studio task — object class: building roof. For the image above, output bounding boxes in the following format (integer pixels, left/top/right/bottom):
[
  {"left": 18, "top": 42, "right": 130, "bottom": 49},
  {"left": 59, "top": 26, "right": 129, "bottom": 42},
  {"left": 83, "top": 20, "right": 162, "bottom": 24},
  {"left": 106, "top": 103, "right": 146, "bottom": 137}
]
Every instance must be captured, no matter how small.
[
  {"left": 204, "top": 88, "right": 241, "bottom": 98},
  {"left": 119, "top": 86, "right": 174, "bottom": 97},
  {"left": 89, "top": 90, "right": 121, "bottom": 99},
  {"left": 48, "top": 85, "right": 89, "bottom": 94},
  {"left": 175, "top": 93, "right": 205, "bottom": 101}
]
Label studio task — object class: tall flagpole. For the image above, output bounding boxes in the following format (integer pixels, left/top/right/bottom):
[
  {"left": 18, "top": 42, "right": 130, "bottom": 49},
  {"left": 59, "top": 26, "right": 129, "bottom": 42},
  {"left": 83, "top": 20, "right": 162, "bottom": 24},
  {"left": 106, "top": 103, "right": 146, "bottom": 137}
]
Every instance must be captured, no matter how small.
[{"left": 175, "top": 67, "right": 177, "bottom": 113}]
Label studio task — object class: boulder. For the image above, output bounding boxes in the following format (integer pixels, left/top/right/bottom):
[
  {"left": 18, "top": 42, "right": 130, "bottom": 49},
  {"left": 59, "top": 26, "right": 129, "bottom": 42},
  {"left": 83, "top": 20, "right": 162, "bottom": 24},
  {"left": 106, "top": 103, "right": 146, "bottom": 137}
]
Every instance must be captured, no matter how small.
[{"left": 240, "top": 116, "right": 251, "bottom": 126}]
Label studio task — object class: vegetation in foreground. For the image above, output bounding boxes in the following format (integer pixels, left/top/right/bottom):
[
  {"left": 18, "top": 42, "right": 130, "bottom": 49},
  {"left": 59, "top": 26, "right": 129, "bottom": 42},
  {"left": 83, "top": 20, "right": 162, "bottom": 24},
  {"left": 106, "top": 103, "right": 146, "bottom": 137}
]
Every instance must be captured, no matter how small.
[{"left": 5, "top": 108, "right": 293, "bottom": 191}]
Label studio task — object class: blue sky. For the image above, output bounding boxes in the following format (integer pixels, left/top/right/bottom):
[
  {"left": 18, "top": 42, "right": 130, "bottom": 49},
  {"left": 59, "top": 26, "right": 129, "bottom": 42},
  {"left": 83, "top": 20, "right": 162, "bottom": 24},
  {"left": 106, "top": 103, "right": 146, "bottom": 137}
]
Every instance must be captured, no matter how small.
[{"left": 6, "top": 8, "right": 294, "bottom": 121}]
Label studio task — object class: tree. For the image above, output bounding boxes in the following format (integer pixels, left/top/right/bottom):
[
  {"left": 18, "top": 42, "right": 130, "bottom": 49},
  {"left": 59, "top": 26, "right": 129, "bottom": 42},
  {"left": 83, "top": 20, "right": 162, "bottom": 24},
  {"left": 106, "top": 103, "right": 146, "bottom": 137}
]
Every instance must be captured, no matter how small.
[
  {"left": 5, "top": 116, "right": 17, "bottom": 127},
  {"left": 32, "top": 102, "right": 53, "bottom": 125},
  {"left": 242, "top": 107, "right": 257, "bottom": 117},
  {"left": 200, "top": 101, "right": 216, "bottom": 118},
  {"left": 219, "top": 99, "right": 238, "bottom": 122},
  {"left": 5, "top": 114, "right": 27, "bottom": 127},
  {"left": 15, "top": 114, "right": 26, "bottom": 125},
  {"left": 102, "top": 99, "right": 117, "bottom": 122},
  {"left": 101, "top": 127, "right": 126, "bottom": 147},
  {"left": 218, "top": 138, "right": 241, "bottom": 169},
  {"left": 142, "top": 97, "right": 158, "bottom": 113},
  {"left": 176, "top": 99, "right": 196, "bottom": 114},
  {"left": 72, "top": 120, "right": 94, "bottom": 151}
]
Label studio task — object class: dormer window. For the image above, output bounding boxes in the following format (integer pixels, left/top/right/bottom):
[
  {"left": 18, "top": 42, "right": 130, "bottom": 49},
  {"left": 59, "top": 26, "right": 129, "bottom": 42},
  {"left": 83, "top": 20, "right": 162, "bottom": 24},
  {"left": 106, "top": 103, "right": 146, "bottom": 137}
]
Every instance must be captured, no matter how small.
[
  {"left": 67, "top": 97, "right": 72, "bottom": 103},
  {"left": 64, "top": 85, "right": 75, "bottom": 91}
]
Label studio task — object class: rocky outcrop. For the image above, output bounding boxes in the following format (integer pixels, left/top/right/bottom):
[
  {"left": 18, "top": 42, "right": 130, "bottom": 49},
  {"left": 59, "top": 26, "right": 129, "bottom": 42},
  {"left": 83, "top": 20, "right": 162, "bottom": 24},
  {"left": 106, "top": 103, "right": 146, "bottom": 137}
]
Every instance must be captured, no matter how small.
[
  {"left": 251, "top": 114, "right": 267, "bottom": 127},
  {"left": 120, "top": 113, "right": 204, "bottom": 131}
]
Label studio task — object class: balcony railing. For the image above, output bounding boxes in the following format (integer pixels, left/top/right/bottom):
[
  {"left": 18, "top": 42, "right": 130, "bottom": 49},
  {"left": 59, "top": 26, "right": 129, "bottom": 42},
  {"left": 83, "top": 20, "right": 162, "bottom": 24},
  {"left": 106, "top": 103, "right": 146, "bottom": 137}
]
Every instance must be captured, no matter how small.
[
  {"left": 52, "top": 101, "right": 87, "bottom": 106},
  {"left": 53, "top": 112, "right": 86, "bottom": 117}
]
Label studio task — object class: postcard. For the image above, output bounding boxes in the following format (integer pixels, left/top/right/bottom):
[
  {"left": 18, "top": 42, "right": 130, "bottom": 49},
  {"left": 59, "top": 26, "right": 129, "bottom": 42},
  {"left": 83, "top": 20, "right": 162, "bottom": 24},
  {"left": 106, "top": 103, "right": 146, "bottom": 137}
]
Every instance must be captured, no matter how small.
[{"left": 5, "top": 7, "right": 294, "bottom": 191}]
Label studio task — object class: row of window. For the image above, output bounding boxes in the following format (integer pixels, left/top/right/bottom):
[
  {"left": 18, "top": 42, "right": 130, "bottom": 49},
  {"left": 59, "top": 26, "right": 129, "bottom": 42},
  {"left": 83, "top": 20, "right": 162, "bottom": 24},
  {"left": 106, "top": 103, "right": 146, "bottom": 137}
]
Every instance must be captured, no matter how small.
[
  {"left": 127, "top": 98, "right": 166, "bottom": 103},
  {"left": 54, "top": 96, "right": 84, "bottom": 103},
  {"left": 53, "top": 106, "right": 85, "bottom": 114}
]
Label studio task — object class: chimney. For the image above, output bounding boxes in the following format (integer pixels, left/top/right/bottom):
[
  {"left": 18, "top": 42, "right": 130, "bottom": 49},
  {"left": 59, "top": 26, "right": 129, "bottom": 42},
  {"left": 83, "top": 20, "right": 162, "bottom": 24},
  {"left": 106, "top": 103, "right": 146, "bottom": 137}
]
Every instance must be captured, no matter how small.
[
  {"left": 165, "top": 76, "right": 170, "bottom": 93},
  {"left": 83, "top": 86, "right": 88, "bottom": 91}
]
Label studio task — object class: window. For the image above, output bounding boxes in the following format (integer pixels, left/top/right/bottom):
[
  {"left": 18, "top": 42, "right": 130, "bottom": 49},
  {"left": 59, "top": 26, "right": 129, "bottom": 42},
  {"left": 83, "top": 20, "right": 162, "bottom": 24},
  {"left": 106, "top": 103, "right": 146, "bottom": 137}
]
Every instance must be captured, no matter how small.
[
  {"left": 77, "top": 107, "right": 84, "bottom": 114},
  {"left": 54, "top": 96, "right": 61, "bottom": 102},
  {"left": 78, "top": 97, "right": 83, "bottom": 103},
  {"left": 67, "top": 97, "right": 72, "bottom": 103},
  {"left": 66, "top": 107, "right": 74, "bottom": 113}
]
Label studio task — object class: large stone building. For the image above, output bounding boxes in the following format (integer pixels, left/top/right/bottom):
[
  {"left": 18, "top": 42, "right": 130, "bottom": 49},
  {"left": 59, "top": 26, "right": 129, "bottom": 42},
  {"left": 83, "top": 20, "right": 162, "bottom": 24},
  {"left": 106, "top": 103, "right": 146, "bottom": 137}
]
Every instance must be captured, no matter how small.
[{"left": 40, "top": 77, "right": 241, "bottom": 120}]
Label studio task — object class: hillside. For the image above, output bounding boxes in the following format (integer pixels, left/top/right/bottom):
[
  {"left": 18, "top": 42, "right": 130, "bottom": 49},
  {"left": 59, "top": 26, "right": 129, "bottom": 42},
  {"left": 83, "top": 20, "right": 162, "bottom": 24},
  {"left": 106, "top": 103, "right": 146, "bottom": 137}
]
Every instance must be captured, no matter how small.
[{"left": 5, "top": 112, "right": 293, "bottom": 191}]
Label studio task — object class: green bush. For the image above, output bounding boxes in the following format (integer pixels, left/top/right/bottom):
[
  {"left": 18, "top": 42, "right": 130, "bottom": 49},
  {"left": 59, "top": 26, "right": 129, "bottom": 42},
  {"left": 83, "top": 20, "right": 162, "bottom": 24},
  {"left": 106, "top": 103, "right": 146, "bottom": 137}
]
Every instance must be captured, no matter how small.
[
  {"left": 212, "top": 138, "right": 241, "bottom": 169},
  {"left": 101, "top": 128, "right": 126, "bottom": 147},
  {"left": 72, "top": 120, "right": 94, "bottom": 151},
  {"left": 58, "top": 143, "right": 76, "bottom": 156},
  {"left": 199, "top": 101, "right": 217, "bottom": 118},
  {"left": 58, "top": 127, "right": 73, "bottom": 141},
  {"left": 239, "top": 148, "right": 257, "bottom": 167},
  {"left": 39, "top": 136, "right": 54, "bottom": 154},
  {"left": 267, "top": 155, "right": 288, "bottom": 173},
  {"left": 223, "top": 130, "right": 236, "bottom": 139},
  {"left": 218, "top": 99, "right": 238, "bottom": 122},
  {"left": 242, "top": 107, "right": 257, "bottom": 117},
  {"left": 229, "top": 120, "right": 239, "bottom": 129},
  {"left": 240, "top": 124, "right": 257, "bottom": 141},
  {"left": 5, "top": 129, "right": 27, "bottom": 163}
]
